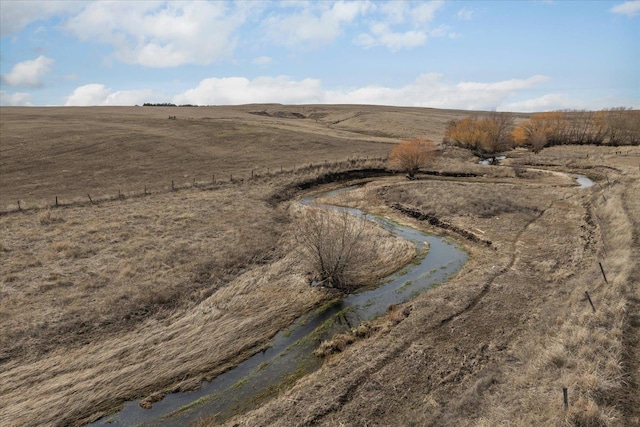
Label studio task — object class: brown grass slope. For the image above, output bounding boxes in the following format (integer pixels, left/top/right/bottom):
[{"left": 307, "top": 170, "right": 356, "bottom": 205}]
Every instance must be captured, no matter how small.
[
  {"left": 0, "top": 175, "right": 415, "bottom": 426},
  {"left": 0, "top": 104, "right": 486, "bottom": 209}
]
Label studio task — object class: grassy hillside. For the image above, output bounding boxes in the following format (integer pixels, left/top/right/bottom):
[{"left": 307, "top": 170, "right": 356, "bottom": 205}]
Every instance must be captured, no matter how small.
[{"left": 1, "top": 105, "right": 638, "bottom": 427}]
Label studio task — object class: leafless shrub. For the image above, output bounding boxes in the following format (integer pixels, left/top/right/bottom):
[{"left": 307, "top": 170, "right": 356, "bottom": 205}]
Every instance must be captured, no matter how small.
[
  {"left": 530, "top": 129, "right": 549, "bottom": 154},
  {"left": 295, "top": 206, "right": 375, "bottom": 292}
]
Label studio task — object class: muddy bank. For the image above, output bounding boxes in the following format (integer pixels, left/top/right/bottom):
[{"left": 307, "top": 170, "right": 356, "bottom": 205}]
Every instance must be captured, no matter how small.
[{"left": 390, "top": 203, "right": 493, "bottom": 247}]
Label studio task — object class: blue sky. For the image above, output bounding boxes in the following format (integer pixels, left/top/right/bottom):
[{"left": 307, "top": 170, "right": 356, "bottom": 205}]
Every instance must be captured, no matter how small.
[{"left": 1, "top": 0, "right": 638, "bottom": 111}]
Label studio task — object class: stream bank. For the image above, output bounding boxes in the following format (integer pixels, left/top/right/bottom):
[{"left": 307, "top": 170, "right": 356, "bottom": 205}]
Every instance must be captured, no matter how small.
[{"left": 91, "top": 185, "right": 468, "bottom": 426}]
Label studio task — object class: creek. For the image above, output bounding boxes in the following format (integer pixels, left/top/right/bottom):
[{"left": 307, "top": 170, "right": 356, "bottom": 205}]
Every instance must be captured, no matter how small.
[
  {"left": 90, "top": 186, "right": 468, "bottom": 426},
  {"left": 575, "top": 174, "right": 595, "bottom": 188}
]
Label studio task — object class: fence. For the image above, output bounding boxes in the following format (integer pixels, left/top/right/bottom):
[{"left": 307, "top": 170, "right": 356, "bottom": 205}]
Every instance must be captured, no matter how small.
[{"left": 1, "top": 156, "right": 388, "bottom": 216}]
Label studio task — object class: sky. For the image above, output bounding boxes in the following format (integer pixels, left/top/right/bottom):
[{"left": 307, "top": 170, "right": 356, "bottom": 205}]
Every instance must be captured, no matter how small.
[{"left": 0, "top": 0, "right": 638, "bottom": 111}]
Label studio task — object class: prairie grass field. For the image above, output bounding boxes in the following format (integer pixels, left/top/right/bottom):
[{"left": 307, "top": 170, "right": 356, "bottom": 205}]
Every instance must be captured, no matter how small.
[{"left": 0, "top": 105, "right": 638, "bottom": 426}]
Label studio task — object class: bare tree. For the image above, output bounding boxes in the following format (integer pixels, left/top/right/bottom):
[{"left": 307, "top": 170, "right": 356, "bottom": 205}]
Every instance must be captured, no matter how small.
[
  {"left": 295, "top": 206, "right": 373, "bottom": 292},
  {"left": 389, "top": 137, "right": 437, "bottom": 178},
  {"left": 530, "top": 129, "right": 548, "bottom": 154},
  {"left": 484, "top": 112, "right": 515, "bottom": 154}
]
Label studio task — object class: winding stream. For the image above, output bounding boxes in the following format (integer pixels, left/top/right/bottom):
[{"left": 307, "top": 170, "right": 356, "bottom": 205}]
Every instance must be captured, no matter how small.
[
  {"left": 90, "top": 186, "right": 470, "bottom": 426},
  {"left": 91, "top": 174, "right": 594, "bottom": 426}
]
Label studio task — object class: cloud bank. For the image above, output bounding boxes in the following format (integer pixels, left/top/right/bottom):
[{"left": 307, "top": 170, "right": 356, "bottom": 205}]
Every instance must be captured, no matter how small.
[{"left": 62, "top": 73, "right": 551, "bottom": 110}]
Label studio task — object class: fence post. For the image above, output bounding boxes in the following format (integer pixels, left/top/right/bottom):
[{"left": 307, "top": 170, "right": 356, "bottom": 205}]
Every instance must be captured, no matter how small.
[
  {"left": 563, "top": 387, "right": 569, "bottom": 409},
  {"left": 171, "top": 180, "right": 175, "bottom": 191},
  {"left": 599, "top": 262, "right": 608, "bottom": 284},
  {"left": 585, "top": 291, "right": 596, "bottom": 312},
  {"left": 17, "top": 200, "right": 21, "bottom": 211},
  {"left": 55, "top": 196, "right": 58, "bottom": 207},
  {"left": 144, "top": 185, "right": 147, "bottom": 196}
]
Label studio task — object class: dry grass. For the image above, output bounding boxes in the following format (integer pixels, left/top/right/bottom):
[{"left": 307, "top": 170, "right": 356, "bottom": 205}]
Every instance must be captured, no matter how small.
[
  {"left": 0, "top": 105, "right": 486, "bottom": 210},
  {"left": 218, "top": 145, "right": 639, "bottom": 427},
  {"left": 1, "top": 185, "right": 284, "bottom": 363},
  {"left": 2, "top": 105, "right": 638, "bottom": 427},
  {"left": 0, "top": 177, "right": 414, "bottom": 426},
  {"left": 474, "top": 152, "right": 638, "bottom": 427}
]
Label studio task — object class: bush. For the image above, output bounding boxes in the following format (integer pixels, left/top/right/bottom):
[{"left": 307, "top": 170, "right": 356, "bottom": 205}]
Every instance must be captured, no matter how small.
[{"left": 295, "top": 206, "right": 373, "bottom": 292}]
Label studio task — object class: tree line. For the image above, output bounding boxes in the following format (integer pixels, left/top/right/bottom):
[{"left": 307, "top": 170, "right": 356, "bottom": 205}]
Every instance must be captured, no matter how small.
[
  {"left": 142, "top": 103, "right": 199, "bottom": 107},
  {"left": 444, "top": 108, "right": 640, "bottom": 155}
]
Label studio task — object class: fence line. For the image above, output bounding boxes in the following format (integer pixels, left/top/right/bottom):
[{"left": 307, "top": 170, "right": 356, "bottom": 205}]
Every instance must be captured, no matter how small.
[{"left": 0, "top": 156, "right": 389, "bottom": 216}]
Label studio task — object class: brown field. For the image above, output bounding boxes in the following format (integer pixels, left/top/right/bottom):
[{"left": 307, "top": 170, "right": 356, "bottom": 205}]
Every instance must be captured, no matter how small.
[
  {"left": 0, "top": 105, "right": 638, "bottom": 427},
  {"left": 0, "top": 104, "right": 494, "bottom": 210}
]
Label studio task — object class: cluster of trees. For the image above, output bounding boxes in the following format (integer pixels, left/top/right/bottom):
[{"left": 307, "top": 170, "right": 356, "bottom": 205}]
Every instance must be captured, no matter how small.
[
  {"left": 143, "top": 102, "right": 178, "bottom": 107},
  {"left": 512, "top": 108, "right": 640, "bottom": 151},
  {"left": 443, "top": 113, "right": 515, "bottom": 157},
  {"left": 444, "top": 108, "right": 640, "bottom": 155},
  {"left": 142, "top": 103, "right": 199, "bottom": 107}
]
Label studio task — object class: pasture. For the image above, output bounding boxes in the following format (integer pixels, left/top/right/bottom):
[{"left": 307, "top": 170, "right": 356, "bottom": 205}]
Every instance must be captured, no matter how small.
[{"left": 0, "top": 105, "right": 638, "bottom": 426}]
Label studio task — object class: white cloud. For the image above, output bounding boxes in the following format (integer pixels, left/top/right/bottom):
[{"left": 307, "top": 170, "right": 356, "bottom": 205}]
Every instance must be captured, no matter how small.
[
  {"left": 64, "top": 84, "right": 163, "bottom": 106},
  {"left": 326, "top": 74, "right": 551, "bottom": 110},
  {"left": 61, "top": 75, "right": 631, "bottom": 111},
  {"left": 500, "top": 94, "right": 582, "bottom": 112},
  {"left": 429, "top": 24, "right": 451, "bottom": 38},
  {"left": 62, "top": 1, "right": 245, "bottom": 67},
  {"left": 262, "top": 1, "right": 373, "bottom": 47},
  {"left": 0, "top": 90, "right": 33, "bottom": 106},
  {"left": 457, "top": 7, "right": 474, "bottom": 20},
  {"left": 172, "top": 76, "right": 324, "bottom": 105},
  {"left": 1, "top": 56, "right": 54, "bottom": 87},
  {"left": 171, "top": 73, "right": 551, "bottom": 110},
  {"left": 501, "top": 93, "right": 640, "bottom": 112},
  {"left": 253, "top": 56, "right": 273, "bottom": 65},
  {"left": 377, "top": 1, "right": 443, "bottom": 25},
  {"left": 355, "top": 1, "right": 445, "bottom": 50},
  {"left": 610, "top": 1, "right": 640, "bottom": 17},
  {"left": 355, "top": 23, "right": 427, "bottom": 50},
  {"left": 378, "top": 2, "right": 408, "bottom": 24},
  {"left": 411, "top": 1, "right": 444, "bottom": 24},
  {"left": 0, "top": 0, "right": 84, "bottom": 36}
]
